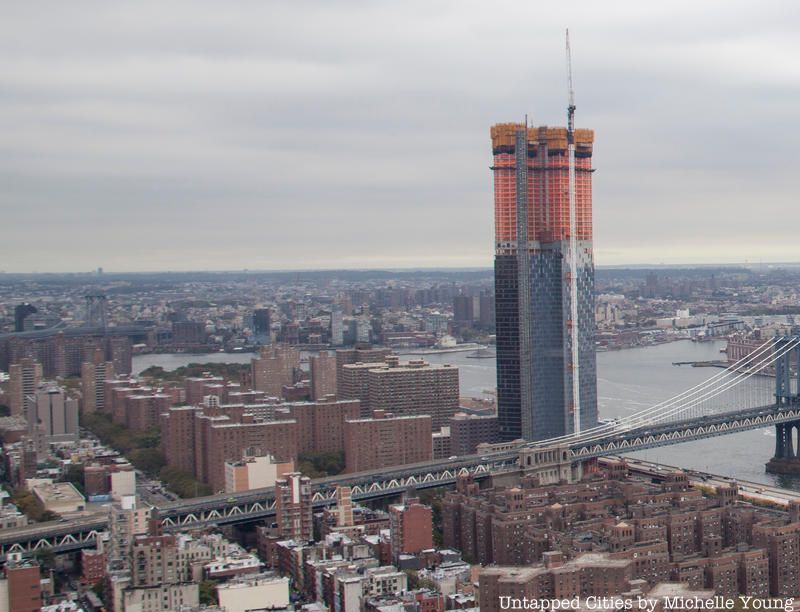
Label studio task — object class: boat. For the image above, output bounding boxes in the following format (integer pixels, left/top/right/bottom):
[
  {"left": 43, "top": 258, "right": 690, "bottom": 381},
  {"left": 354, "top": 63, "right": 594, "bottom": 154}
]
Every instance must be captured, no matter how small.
[{"left": 466, "top": 347, "right": 496, "bottom": 359}]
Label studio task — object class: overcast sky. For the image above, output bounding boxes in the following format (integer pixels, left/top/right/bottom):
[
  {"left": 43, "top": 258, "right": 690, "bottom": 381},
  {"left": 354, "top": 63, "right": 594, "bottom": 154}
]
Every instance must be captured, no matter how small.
[{"left": 1, "top": 1, "right": 798, "bottom": 273}]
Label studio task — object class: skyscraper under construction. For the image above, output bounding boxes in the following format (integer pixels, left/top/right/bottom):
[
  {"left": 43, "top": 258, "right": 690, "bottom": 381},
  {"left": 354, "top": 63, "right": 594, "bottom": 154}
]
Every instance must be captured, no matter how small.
[{"left": 491, "top": 122, "right": 598, "bottom": 441}]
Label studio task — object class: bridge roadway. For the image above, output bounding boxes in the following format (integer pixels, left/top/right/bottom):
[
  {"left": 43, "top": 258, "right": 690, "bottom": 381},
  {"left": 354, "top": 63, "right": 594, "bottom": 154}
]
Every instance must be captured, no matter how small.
[
  {"left": 3, "top": 400, "right": 798, "bottom": 555},
  {"left": 0, "top": 454, "right": 518, "bottom": 555},
  {"left": 564, "top": 399, "right": 800, "bottom": 460}
]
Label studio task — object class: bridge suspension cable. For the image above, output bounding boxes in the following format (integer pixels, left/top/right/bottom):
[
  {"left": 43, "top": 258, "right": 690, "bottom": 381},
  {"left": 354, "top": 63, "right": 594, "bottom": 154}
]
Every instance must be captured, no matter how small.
[
  {"left": 529, "top": 336, "right": 797, "bottom": 448},
  {"left": 616, "top": 336, "right": 799, "bottom": 428},
  {"left": 563, "top": 336, "right": 800, "bottom": 446},
  {"left": 531, "top": 337, "right": 777, "bottom": 446}
]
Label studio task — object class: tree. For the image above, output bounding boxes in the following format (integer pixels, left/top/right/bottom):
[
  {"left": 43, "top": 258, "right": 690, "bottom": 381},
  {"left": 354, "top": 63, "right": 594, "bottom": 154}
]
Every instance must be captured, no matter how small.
[
  {"left": 159, "top": 467, "right": 212, "bottom": 498},
  {"left": 405, "top": 569, "right": 437, "bottom": 591},
  {"left": 92, "top": 580, "right": 107, "bottom": 603},
  {"left": 405, "top": 569, "right": 420, "bottom": 590},
  {"left": 64, "top": 464, "right": 85, "bottom": 495},
  {"left": 297, "top": 451, "right": 345, "bottom": 478},
  {"left": 82, "top": 413, "right": 163, "bottom": 474},
  {"left": 34, "top": 549, "right": 55, "bottom": 571},
  {"left": 129, "top": 448, "right": 166, "bottom": 477},
  {"left": 13, "top": 489, "right": 57, "bottom": 523},
  {"left": 419, "top": 488, "right": 445, "bottom": 547},
  {"left": 199, "top": 580, "right": 219, "bottom": 605}
]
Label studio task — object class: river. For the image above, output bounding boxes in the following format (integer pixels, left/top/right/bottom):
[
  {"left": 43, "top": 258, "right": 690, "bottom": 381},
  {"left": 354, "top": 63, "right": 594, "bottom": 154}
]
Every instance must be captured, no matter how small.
[{"left": 132, "top": 340, "right": 796, "bottom": 490}]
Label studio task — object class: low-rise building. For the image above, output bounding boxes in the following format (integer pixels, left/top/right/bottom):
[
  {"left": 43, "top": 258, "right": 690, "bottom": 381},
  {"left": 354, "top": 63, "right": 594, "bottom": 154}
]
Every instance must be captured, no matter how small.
[
  {"left": 217, "top": 573, "right": 290, "bottom": 612},
  {"left": 0, "top": 503, "right": 28, "bottom": 529},
  {"left": 30, "top": 481, "right": 85, "bottom": 515},
  {"left": 224, "top": 454, "right": 294, "bottom": 493}
]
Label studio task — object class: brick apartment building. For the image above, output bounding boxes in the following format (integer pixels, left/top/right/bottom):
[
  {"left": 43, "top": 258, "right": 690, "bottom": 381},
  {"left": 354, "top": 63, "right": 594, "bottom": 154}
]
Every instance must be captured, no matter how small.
[
  {"left": 251, "top": 345, "right": 300, "bottom": 398},
  {"left": 449, "top": 412, "right": 498, "bottom": 456},
  {"left": 447, "top": 463, "right": 793, "bottom": 598},
  {"left": 310, "top": 351, "right": 337, "bottom": 400},
  {"left": 388, "top": 500, "right": 433, "bottom": 559},
  {"left": 160, "top": 398, "right": 361, "bottom": 491},
  {"left": 335, "top": 346, "right": 392, "bottom": 384},
  {"left": 343, "top": 412, "right": 432, "bottom": 473},
  {"left": 340, "top": 357, "right": 459, "bottom": 428}
]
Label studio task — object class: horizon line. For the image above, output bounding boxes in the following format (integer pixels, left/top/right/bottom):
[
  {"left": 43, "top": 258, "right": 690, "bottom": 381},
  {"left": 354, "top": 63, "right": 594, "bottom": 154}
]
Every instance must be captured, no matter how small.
[{"left": 1, "top": 261, "right": 800, "bottom": 276}]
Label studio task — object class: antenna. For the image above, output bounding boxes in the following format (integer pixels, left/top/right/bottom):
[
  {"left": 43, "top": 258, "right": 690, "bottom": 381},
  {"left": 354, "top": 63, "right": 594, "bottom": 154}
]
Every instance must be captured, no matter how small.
[{"left": 566, "top": 28, "right": 575, "bottom": 136}]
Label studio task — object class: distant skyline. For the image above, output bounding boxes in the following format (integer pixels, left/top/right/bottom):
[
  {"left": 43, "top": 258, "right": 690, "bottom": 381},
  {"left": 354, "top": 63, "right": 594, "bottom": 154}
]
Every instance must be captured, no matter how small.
[{"left": 2, "top": 2, "right": 798, "bottom": 272}]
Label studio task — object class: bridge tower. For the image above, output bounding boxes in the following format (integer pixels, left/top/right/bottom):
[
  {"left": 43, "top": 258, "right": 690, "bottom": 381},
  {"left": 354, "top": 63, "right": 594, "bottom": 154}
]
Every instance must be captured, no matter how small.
[
  {"left": 85, "top": 294, "right": 108, "bottom": 330},
  {"left": 766, "top": 335, "right": 800, "bottom": 474}
]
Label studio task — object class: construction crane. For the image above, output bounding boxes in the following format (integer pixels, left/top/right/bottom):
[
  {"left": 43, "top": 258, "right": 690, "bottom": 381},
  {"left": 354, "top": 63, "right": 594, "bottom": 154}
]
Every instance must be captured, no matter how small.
[
  {"left": 566, "top": 29, "right": 581, "bottom": 436},
  {"left": 566, "top": 29, "right": 576, "bottom": 133}
]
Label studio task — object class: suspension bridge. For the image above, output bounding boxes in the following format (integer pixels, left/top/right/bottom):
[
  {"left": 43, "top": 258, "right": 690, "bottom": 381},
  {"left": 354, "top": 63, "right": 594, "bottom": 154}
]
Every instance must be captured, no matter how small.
[{"left": 1, "top": 335, "right": 798, "bottom": 556}]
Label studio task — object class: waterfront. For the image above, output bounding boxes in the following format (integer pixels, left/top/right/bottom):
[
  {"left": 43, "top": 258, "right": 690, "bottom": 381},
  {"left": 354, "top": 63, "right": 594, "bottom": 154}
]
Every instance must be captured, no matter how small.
[{"left": 132, "top": 340, "right": 793, "bottom": 489}]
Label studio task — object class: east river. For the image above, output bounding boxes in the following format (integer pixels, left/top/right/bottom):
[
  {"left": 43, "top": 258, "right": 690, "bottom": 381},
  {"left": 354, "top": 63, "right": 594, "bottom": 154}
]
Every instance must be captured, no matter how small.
[{"left": 132, "top": 340, "right": 798, "bottom": 491}]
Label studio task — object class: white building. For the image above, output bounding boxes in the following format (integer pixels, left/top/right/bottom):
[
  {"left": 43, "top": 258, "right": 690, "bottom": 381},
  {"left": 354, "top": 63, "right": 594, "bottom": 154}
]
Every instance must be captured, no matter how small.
[
  {"left": 24, "top": 385, "right": 79, "bottom": 444},
  {"left": 120, "top": 582, "right": 199, "bottom": 612},
  {"left": 224, "top": 454, "right": 294, "bottom": 493},
  {"left": 31, "top": 481, "right": 85, "bottom": 515},
  {"left": 330, "top": 307, "right": 345, "bottom": 346},
  {"left": 217, "top": 573, "right": 290, "bottom": 612},
  {"left": 110, "top": 470, "right": 136, "bottom": 500}
]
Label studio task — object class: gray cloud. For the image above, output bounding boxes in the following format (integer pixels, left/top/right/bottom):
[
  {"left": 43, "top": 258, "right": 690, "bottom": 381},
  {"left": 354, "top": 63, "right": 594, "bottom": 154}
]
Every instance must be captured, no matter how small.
[{"left": 1, "top": 1, "right": 798, "bottom": 272}]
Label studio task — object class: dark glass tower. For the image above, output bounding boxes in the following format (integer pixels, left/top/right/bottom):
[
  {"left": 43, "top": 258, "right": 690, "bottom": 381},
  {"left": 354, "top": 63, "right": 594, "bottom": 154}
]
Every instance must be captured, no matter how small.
[{"left": 491, "top": 123, "right": 598, "bottom": 441}]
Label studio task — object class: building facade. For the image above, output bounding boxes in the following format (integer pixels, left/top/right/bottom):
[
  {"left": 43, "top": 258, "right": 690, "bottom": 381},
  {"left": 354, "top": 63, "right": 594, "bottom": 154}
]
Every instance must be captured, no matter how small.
[
  {"left": 343, "top": 413, "right": 432, "bottom": 473},
  {"left": 80, "top": 353, "right": 115, "bottom": 415},
  {"left": 275, "top": 472, "right": 313, "bottom": 542},
  {"left": 367, "top": 360, "right": 459, "bottom": 430},
  {"left": 491, "top": 123, "right": 598, "bottom": 441},
  {"left": 251, "top": 344, "right": 300, "bottom": 398},
  {"left": 8, "top": 358, "right": 42, "bottom": 417},
  {"left": 310, "top": 351, "right": 337, "bottom": 400}
]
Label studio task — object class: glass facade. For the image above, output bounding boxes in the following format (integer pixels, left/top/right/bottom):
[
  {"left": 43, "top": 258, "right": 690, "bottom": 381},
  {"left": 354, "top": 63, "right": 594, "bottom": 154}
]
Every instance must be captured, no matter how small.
[{"left": 491, "top": 124, "right": 598, "bottom": 441}]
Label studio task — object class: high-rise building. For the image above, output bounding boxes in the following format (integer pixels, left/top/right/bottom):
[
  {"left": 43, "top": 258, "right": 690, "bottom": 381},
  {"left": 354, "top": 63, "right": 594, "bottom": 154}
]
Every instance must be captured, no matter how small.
[
  {"left": 8, "top": 358, "right": 43, "bottom": 417},
  {"left": 171, "top": 320, "right": 206, "bottom": 346},
  {"left": 339, "top": 362, "right": 385, "bottom": 417},
  {"left": 449, "top": 412, "right": 498, "bottom": 456},
  {"left": 287, "top": 397, "right": 361, "bottom": 454},
  {"left": 479, "top": 291, "right": 495, "bottom": 327},
  {"left": 330, "top": 307, "right": 344, "bottom": 346},
  {"left": 343, "top": 413, "right": 432, "bottom": 473},
  {"left": 453, "top": 295, "right": 476, "bottom": 323},
  {"left": 251, "top": 345, "right": 300, "bottom": 398},
  {"left": 24, "top": 384, "right": 79, "bottom": 444},
  {"left": 340, "top": 358, "right": 459, "bottom": 426},
  {"left": 491, "top": 122, "right": 597, "bottom": 441},
  {"left": 367, "top": 359, "right": 459, "bottom": 430},
  {"left": 275, "top": 472, "right": 313, "bottom": 542},
  {"left": 13, "top": 303, "right": 37, "bottom": 333},
  {"left": 123, "top": 392, "right": 173, "bottom": 432},
  {"left": 310, "top": 351, "right": 337, "bottom": 400},
  {"left": 194, "top": 414, "right": 297, "bottom": 493},
  {"left": 253, "top": 308, "right": 272, "bottom": 344},
  {"left": 80, "top": 350, "right": 115, "bottom": 415},
  {"left": 355, "top": 318, "right": 371, "bottom": 343},
  {"left": 335, "top": 346, "right": 391, "bottom": 375}
]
